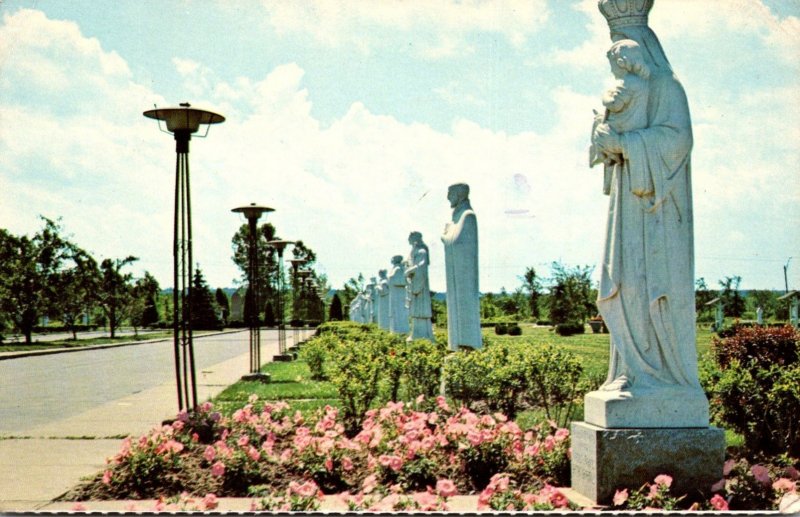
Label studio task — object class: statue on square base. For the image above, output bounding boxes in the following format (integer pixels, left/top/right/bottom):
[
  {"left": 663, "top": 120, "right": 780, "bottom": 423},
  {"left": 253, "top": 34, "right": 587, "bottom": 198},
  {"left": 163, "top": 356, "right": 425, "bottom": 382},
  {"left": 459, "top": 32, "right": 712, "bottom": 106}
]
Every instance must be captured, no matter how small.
[
  {"left": 441, "top": 183, "right": 482, "bottom": 351},
  {"left": 388, "top": 255, "right": 410, "bottom": 334},
  {"left": 405, "top": 231, "right": 434, "bottom": 342}
]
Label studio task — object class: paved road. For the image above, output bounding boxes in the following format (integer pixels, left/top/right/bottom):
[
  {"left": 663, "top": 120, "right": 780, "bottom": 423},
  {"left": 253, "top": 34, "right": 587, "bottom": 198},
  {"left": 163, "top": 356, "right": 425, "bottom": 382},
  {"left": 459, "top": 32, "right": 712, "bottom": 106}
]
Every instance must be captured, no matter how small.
[{"left": 0, "top": 330, "right": 275, "bottom": 434}]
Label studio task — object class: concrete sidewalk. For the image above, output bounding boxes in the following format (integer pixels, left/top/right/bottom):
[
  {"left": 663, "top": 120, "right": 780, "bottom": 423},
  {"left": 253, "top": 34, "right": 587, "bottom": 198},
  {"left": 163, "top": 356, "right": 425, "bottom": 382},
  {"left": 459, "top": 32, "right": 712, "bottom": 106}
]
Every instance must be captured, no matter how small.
[{"left": 0, "top": 329, "right": 317, "bottom": 512}]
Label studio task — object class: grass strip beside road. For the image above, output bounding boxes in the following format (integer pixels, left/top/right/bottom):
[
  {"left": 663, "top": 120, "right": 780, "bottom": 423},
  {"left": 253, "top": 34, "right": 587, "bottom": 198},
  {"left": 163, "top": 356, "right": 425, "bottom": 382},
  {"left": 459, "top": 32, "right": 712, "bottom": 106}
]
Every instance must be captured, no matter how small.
[{"left": 0, "top": 331, "right": 174, "bottom": 353}]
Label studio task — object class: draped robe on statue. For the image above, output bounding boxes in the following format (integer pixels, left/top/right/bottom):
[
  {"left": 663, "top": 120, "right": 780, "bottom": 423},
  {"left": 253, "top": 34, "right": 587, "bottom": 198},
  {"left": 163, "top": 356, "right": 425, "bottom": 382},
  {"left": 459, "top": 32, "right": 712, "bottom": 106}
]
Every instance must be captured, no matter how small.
[
  {"left": 389, "top": 262, "right": 410, "bottom": 334},
  {"left": 376, "top": 275, "right": 390, "bottom": 330},
  {"left": 442, "top": 200, "right": 482, "bottom": 350},
  {"left": 587, "top": 25, "right": 708, "bottom": 427}
]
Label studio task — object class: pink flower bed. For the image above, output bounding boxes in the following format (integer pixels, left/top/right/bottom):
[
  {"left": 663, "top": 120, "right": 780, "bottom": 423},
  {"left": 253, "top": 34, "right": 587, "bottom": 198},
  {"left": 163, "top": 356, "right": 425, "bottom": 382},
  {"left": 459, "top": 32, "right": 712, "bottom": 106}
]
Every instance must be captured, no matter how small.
[{"left": 77, "top": 395, "right": 570, "bottom": 503}]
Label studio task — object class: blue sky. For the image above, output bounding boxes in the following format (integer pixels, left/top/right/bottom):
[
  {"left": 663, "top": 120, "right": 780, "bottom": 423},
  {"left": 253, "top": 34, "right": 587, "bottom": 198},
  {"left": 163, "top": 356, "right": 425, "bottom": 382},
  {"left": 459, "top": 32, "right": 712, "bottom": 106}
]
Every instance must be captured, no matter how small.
[{"left": 1, "top": 0, "right": 798, "bottom": 294}]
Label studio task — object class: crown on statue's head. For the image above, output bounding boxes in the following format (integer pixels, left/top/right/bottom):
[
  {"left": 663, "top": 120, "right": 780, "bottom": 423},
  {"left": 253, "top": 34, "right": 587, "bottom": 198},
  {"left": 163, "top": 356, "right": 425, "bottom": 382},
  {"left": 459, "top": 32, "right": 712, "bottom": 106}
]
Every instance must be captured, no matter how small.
[{"left": 598, "top": 0, "right": 654, "bottom": 29}]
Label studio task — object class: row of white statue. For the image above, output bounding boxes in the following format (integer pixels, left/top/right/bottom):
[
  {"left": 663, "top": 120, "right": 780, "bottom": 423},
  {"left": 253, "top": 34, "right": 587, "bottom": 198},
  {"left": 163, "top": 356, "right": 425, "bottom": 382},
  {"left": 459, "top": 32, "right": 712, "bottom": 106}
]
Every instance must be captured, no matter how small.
[{"left": 348, "top": 183, "right": 482, "bottom": 352}]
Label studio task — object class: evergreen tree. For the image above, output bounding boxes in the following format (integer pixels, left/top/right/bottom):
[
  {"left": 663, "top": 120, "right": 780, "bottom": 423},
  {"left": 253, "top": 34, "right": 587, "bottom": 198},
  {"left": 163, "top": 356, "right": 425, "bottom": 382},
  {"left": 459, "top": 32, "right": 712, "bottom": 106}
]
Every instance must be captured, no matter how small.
[
  {"left": 264, "top": 301, "right": 276, "bottom": 327},
  {"left": 215, "top": 288, "right": 229, "bottom": 324},
  {"left": 329, "top": 293, "right": 343, "bottom": 321},
  {"left": 190, "top": 268, "right": 222, "bottom": 330}
]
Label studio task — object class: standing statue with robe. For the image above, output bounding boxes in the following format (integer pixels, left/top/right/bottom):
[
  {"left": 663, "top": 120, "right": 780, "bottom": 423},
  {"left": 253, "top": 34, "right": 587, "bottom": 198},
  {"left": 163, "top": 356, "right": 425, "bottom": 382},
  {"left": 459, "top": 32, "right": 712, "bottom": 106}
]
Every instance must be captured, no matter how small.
[
  {"left": 388, "top": 255, "right": 410, "bottom": 334},
  {"left": 441, "top": 183, "right": 482, "bottom": 351},
  {"left": 587, "top": 1, "right": 708, "bottom": 427},
  {"left": 376, "top": 269, "right": 391, "bottom": 330},
  {"left": 365, "top": 279, "right": 377, "bottom": 324},
  {"left": 405, "top": 231, "right": 434, "bottom": 342}
]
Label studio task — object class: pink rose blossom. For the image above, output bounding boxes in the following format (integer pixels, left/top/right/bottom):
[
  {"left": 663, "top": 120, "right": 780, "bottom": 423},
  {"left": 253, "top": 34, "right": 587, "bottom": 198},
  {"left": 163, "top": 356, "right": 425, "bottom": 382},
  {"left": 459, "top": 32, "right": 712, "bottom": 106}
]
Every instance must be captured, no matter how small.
[
  {"left": 543, "top": 435, "right": 556, "bottom": 451},
  {"left": 177, "top": 409, "right": 190, "bottom": 422},
  {"left": 773, "top": 478, "right": 796, "bottom": 493},
  {"left": 654, "top": 474, "right": 673, "bottom": 488},
  {"left": 613, "top": 488, "right": 628, "bottom": 506},
  {"left": 191, "top": 432, "right": 199, "bottom": 443},
  {"left": 324, "top": 456, "right": 334, "bottom": 472},
  {"left": 171, "top": 420, "right": 185, "bottom": 432},
  {"left": 280, "top": 448, "right": 292, "bottom": 463},
  {"left": 723, "top": 459, "right": 736, "bottom": 476},
  {"left": 751, "top": 464, "right": 772, "bottom": 487},
  {"left": 413, "top": 491, "right": 439, "bottom": 510},
  {"left": 342, "top": 456, "right": 354, "bottom": 471},
  {"left": 200, "top": 401, "right": 214, "bottom": 412},
  {"left": 292, "top": 480, "right": 320, "bottom": 498},
  {"left": 102, "top": 470, "right": 113, "bottom": 485},
  {"left": 709, "top": 493, "right": 729, "bottom": 511},
  {"left": 554, "top": 428, "right": 570, "bottom": 442},
  {"left": 203, "top": 445, "right": 216, "bottom": 462},
  {"left": 210, "top": 461, "right": 225, "bottom": 477},
  {"left": 388, "top": 455, "right": 403, "bottom": 471},
  {"left": 710, "top": 478, "right": 726, "bottom": 492},
  {"left": 237, "top": 435, "right": 249, "bottom": 447},
  {"left": 548, "top": 489, "right": 569, "bottom": 508},
  {"left": 247, "top": 446, "right": 261, "bottom": 462},
  {"left": 436, "top": 478, "right": 458, "bottom": 498},
  {"left": 362, "top": 474, "right": 378, "bottom": 494},
  {"left": 200, "top": 493, "right": 219, "bottom": 510}
]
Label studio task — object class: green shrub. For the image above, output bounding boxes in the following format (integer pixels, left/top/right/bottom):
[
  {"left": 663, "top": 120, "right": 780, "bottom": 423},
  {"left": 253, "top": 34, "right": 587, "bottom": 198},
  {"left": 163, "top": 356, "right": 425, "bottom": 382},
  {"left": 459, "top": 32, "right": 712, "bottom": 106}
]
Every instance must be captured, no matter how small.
[
  {"left": 401, "top": 338, "right": 447, "bottom": 400},
  {"left": 444, "top": 340, "right": 585, "bottom": 422},
  {"left": 495, "top": 323, "right": 508, "bottom": 335},
  {"left": 702, "top": 325, "right": 800, "bottom": 457},
  {"left": 299, "top": 334, "right": 339, "bottom": 381},
  {"left": 555, "top": 322, "right": 584, "bottom": 336},
  {"left": 507, "top": 324, "right": 522, "bottom": 336}
]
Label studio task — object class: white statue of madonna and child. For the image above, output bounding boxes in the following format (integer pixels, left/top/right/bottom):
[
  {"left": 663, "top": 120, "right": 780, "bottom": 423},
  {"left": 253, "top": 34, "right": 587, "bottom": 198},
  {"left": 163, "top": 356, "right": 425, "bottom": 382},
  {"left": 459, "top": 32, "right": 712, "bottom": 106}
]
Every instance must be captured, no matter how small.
[{"left": 586, "top": 3, "right": 710, "bottom": 428}]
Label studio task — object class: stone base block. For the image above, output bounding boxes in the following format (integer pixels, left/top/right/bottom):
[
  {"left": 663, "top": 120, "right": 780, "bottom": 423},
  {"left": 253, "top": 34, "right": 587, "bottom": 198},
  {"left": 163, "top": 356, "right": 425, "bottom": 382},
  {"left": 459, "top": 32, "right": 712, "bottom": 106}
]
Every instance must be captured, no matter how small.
[
  {"left": 584, "top": 387, "right": 709, "bottom": 428},
  {"left": 570, "top": 422, "right": 725, "bottom": 504},
  {"left": 240, "top": 372, "right": 271, "bottom": 383}
]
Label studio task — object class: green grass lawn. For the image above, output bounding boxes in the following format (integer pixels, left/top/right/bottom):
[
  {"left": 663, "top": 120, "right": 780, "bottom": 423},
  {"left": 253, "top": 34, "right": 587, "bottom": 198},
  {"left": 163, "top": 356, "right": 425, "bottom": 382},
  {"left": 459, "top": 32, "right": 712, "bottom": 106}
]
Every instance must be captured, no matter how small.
[{"left": 0, "top": 331, "right": 174, "bottom": 352}]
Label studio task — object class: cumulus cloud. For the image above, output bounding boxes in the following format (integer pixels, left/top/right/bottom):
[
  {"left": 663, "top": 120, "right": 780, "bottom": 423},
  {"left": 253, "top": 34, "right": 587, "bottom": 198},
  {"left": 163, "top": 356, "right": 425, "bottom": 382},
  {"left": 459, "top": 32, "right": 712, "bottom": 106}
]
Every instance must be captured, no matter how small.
[{"left": 257, "top": 0, "right": 549, "bottom": 58}]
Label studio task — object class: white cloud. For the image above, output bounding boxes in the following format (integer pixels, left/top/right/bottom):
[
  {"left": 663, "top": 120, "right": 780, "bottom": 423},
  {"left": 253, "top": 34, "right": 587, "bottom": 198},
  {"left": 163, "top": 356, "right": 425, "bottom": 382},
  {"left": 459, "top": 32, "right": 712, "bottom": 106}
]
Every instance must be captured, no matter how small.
[
  {"left": 257, "top": 0, "right": 549, "bottom": 58},
  {"left": 1, "top": 5, "right": 798, "bottom": 294}
]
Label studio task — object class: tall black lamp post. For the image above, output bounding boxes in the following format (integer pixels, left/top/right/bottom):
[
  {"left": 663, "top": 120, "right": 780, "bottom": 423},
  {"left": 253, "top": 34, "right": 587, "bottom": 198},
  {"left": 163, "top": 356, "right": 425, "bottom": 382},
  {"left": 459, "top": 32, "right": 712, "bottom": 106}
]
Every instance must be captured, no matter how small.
[
  {"left": 267, "top": 239, "right": 294, "bottom": 361},
  {"left": 232, "top": 203, "right": 274, "bottom": 381},
  {"left": 143, "top": 103, "right": 225, "bottom": 411}
]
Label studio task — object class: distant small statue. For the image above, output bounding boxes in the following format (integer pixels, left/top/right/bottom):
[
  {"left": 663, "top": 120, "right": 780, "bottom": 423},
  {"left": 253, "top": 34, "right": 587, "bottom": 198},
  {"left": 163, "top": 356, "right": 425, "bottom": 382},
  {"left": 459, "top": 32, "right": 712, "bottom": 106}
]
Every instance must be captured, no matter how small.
[
  {"left": 388, "top": 255, "right": 410, "bottom": 334},
  {"left": 405, "top": 231, "right": 434, "bottom": 342},
  {"left": 365, "top": 278, "right": 377, "bottom": 324},
  {"left": 441, "top": 183, "right": 482, "bottom": 350},
  {"left": 376, "top": 269, "right": 391, "bottom": 330}
]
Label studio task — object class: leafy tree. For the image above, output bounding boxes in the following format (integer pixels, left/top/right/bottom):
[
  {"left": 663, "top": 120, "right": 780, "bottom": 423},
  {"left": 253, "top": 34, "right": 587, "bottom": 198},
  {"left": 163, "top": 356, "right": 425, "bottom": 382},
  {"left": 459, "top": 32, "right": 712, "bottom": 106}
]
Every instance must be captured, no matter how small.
[
  {"left": 0, "top": 218, "right": 76, "bottom": 343},
  {"left": 190, "top": 267, "right": 222, "bottom": 330},
  {"left": 695, "top": 277, "right": 716, "bottom": 321},
  {"left": 231, "top": 222, "right": 278, "bottom": 323},
  {"left": 340, "top": 273, "right": 365, "bottom": 319},
  {"left": 329, "top": 293, "right": 343, "bottom": 321},
  {"left": 97, "top": 256, "right": 138, "bottom": 338},
  {"left": 747, "top": 289, "right": 778, "bottom": 321},
  {"left": 215, "top": 288, "right": 230, "bottom": 324},
  {"left": 54, "top": 248, "right": 100, "bottom": 340},
  {"left": 130, "top": 272, "right": 160, "bottom": 333},
  {"left": 520, "top": 266, "right": 543, "bottom": 319},
  {"left": 547, "top": 262, "right": 596, "bottom": 326},
  {"left": 264, "top": 301, "right": 276, "bottom": 326},
  {"left": 719, "top": 275, "right": 745, "bottom": 319}
]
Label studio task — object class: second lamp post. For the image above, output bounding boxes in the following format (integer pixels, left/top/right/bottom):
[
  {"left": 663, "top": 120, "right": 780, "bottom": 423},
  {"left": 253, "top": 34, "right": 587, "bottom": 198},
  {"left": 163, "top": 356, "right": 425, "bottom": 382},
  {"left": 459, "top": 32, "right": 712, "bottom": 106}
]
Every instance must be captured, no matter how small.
[{"left": 232, "top": 203, "right": 274, "bottom": 381}]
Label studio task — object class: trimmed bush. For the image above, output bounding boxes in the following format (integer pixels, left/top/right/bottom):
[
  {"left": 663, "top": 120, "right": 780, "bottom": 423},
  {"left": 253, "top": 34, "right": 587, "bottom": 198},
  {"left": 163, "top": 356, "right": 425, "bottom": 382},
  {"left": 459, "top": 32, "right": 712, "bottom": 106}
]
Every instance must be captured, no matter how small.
[
  {"left": 507, "top": 324, "right": 522, "bottom": 336},
  {"left": 702, "top": 325, "right": 800, "bottom": 457},
  {"left": 554, "top": 322, "right": 584, "bottom": 336}
]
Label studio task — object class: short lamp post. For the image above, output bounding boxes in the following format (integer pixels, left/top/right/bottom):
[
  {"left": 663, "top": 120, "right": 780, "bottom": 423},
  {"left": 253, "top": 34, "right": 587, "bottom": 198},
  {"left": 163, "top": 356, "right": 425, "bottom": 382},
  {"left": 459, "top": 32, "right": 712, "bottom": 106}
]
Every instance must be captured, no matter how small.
[
  {"left": 268, "top": 239, "right": 294, "bottom": 361},
  {"left": 232, "top": 203, "right": 274, "bottom": 381},
  {"left": 143, "top": 103, "right": 224, "bottom": 412}
]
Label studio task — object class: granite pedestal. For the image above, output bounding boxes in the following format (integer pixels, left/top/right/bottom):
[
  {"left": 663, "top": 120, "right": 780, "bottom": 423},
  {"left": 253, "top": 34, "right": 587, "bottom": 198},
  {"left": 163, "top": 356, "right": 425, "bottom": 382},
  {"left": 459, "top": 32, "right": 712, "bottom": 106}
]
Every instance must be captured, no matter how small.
[{"left": 570, "top": 422, "right": 725, "bottom": 504}]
